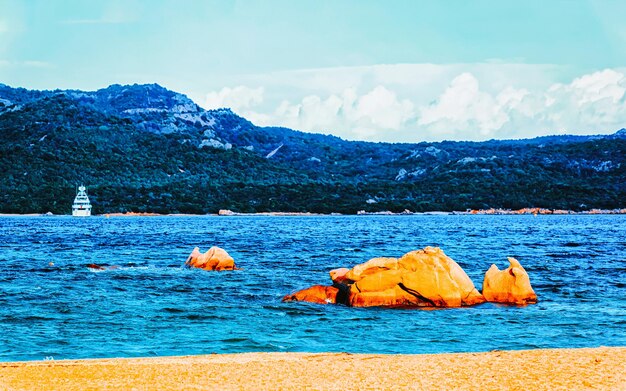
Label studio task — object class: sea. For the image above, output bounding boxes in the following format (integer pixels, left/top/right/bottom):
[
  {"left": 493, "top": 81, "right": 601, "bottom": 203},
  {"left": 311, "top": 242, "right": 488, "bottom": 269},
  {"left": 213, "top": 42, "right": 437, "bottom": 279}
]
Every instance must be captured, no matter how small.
[{"left": 0, "top": 215, "right": 624, "bottom": 361}]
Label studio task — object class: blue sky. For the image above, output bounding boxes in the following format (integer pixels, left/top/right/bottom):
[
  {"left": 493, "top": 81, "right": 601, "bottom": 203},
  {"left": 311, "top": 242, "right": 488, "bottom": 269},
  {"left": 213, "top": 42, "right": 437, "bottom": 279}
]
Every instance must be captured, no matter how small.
[{"left": 1, "top": 0, "right": 626, "bottom": 141}]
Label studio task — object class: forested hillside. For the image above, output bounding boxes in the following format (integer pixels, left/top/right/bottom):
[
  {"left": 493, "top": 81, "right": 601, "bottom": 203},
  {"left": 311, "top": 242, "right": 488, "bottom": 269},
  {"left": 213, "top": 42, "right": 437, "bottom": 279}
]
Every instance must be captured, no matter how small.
[{"left": 1, "top": 83, "right": 624, "bottom": 214}]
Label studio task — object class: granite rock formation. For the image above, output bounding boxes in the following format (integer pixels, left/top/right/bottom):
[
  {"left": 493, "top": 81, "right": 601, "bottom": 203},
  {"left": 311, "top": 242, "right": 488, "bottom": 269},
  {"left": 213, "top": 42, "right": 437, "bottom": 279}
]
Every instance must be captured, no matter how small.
[
  {"left": 284, "top": 247, "right": 492, "bottom": 308},
  {"left": 282, "top": 285, "right": 339, "bottom": 304},
  {"left": 185, "top": 246, "right": 237, "bottom": 271},
  {"left": 482, "top": 257, "right": 538, "bottom": 305}
]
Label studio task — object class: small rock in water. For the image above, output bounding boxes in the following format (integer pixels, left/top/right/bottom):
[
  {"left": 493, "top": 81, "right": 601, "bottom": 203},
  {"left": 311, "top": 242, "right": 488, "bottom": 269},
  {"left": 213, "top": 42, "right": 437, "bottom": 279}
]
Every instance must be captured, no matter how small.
[
  {"left": 86, "top": 263, "right": 119, "bottom": 271},
  {"left": 482, "top": 257, "right": 537, "bottom": 305},
  {"left": 185, "top": 246, "right": 237, "bottom": 271},
  {"left": 282, "top": 285, "right": 339, "bottom": 304}
]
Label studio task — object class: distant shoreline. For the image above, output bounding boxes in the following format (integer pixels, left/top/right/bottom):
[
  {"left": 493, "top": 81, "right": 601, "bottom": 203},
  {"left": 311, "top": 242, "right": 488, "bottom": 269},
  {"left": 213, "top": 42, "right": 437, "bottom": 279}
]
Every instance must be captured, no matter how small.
[{"left": 1, "top": 207, "right": 626, "bottom": 217}]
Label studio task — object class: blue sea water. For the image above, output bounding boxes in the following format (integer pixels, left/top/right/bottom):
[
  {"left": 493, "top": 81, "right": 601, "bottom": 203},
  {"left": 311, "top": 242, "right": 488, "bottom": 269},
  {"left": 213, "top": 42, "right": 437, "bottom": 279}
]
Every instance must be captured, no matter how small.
[{"left": 0, "top": 215, "right": 624, "bottom": 361}]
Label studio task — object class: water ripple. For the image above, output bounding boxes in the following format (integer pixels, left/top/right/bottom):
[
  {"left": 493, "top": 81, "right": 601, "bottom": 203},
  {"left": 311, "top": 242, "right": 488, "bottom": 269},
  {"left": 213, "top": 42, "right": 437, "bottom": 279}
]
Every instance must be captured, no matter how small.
[{"left": 0, "top": 215, "right": 625, "bottom": 361}]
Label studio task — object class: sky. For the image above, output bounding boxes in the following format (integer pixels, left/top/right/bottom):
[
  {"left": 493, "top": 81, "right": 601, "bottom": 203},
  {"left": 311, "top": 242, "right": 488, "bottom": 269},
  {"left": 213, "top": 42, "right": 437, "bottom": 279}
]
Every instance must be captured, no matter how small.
[{"left": 1, "top": 0, "right": 626, "bottom": 142}]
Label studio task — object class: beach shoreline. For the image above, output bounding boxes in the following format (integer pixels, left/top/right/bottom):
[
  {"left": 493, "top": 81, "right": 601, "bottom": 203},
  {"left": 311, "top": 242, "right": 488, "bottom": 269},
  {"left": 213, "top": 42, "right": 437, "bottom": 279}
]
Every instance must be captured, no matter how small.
[
  {"left": 1, "top": 207, "right": 626, "bottom": 218},
  {"left": 1, "top": 347, "right": 625, "bottom": 390}
]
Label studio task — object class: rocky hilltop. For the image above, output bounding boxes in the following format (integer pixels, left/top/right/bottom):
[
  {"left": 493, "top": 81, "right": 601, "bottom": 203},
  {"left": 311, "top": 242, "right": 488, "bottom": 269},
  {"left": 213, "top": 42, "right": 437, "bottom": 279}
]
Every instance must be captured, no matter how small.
[{"left": 0, "top": 83, "right": 624, "bottom": 214}]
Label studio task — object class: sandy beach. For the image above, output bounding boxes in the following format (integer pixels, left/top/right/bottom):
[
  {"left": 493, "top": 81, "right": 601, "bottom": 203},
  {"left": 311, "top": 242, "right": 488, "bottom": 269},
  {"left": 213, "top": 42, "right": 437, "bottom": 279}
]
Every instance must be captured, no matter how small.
[{"left": 1, "top": 347, "right": 624, "bottom": 390}]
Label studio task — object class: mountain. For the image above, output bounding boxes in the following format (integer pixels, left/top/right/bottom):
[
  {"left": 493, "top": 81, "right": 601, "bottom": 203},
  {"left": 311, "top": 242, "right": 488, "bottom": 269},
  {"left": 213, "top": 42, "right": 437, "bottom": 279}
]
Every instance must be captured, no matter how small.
[{"left": 1, "top": 83, "right": 625, "bottom": 214}]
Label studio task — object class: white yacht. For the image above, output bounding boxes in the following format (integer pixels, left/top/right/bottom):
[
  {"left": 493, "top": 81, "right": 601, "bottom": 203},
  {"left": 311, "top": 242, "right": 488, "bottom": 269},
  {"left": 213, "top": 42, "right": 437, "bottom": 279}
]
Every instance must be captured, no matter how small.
[{"left": 72, "top": 185, "right": 92, "bottom": 217}]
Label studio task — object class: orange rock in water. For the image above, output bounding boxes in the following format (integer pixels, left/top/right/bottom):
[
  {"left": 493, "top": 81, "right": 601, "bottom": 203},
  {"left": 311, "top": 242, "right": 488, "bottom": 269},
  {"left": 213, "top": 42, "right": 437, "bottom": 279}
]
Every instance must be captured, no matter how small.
[
  {"left": 87, "top": 263, "right": 106, "bottom": 270},
  {"left": 345, "top": 257, "right": 398, "bottom": 281},
  {"left": 282, "top": 285, "right": 339, "bottom": 304},
  {"left": 86, "top": 263, "right": 119, "bottom": 271},
  {"left": 286, "top": 248, "right": 539, "bottom": 309},
  {"left": 482, "top": 257, "right": 537, "bottom": 305},
  {"left": 185, "top": 246, "right": 237, "bottom": 271},
  {"left": 345, "top": 247, "right": 484, "bottom": 308},
  {"left": 285, "top": 247, "right": 486, "bottom": 308},
  {"left": 352, "top": 269, "right": 403, "bottom": 293},
  {"left": 349, "top": 284, "right": 425, "bottom": 307},
  {"left": 398, "top": 247, "right": 485, "bottom": 307},
  {"left": 329, "top": 268, "right": 350, "bottom": 283}
]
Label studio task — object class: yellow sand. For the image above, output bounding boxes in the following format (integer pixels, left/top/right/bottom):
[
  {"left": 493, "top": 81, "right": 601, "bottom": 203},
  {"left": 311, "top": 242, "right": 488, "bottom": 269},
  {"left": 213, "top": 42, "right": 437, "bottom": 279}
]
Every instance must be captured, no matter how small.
[{"left": 1, "top": 347, "right": 625, "bottom": 390}]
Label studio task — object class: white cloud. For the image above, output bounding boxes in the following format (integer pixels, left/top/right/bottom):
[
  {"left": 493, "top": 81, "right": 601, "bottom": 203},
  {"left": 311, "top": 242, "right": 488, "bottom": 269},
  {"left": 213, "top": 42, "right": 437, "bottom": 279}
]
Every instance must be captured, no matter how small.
[
  {"left": 569, "top": 69, "right": 625, "bottom": 104},
  {"left": 418, "top": 73, "right": 509, "bottom": 138},
  {"left": 253, "top": 86, "right": 414, "bottom": 140},
  {"left": 233, "top": 63, "right": 562, "bottom": 102},
  {"left": 281, "top": 93, "right": 344, "bottom": 130},
  {"left": 203, "top": 86, "right": 264, "bottom": 112},
  {"left": 541, "top": 69, "right": 626, "bottom": 133},
  {"left": 414, "top": 69, "right": 626, "bottom": 140},
  {"left": 202, "top": 84, "right": 414, "bottom": 140},
  {"left": 199, "top": 65, "right": 626, "bottom": 142},
  {"left": 266, "top": 93, "right": 347, "bottom": 131},
  {"left": 355, "top": 86, "right": 414, "bottom": 129}
]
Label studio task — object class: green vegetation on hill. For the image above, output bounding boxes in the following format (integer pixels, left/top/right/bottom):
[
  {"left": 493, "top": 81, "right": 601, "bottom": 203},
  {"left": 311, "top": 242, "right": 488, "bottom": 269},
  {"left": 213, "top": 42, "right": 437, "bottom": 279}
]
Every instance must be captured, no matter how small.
[{"left": 0, "top": 84, "right": 624, "bottom": 214}]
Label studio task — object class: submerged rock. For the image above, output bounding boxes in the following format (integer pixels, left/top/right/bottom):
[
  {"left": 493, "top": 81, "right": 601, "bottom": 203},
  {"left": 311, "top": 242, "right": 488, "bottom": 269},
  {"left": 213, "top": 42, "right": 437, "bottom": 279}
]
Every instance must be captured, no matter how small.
[
  {"left": 283, "top": 285, "right": 339, "bottom": 304},
  {"left": 185, "top": 246, "right": 237, "bottom": 271},
  {"left": 283, "top": 247, "right": 487, "bottom": 308},
  {"left": 482, "top": 257, "right": 537, "bottom": 305},
  {"left": 86, "top": 263, "right": 119, "bottom": 271}
]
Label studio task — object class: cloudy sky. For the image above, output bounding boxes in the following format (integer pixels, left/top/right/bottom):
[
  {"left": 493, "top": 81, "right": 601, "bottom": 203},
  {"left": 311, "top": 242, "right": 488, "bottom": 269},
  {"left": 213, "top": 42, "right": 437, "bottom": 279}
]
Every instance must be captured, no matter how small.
[{"left": 1, "top": 0, "right": 626, "bottom": 142}]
